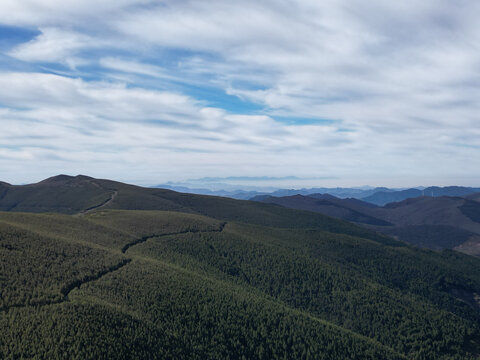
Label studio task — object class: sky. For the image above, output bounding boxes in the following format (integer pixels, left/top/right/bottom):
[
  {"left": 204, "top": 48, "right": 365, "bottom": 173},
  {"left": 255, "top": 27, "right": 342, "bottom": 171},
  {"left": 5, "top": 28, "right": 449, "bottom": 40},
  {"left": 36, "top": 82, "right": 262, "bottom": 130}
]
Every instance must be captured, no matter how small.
[{"left": 1, "top": 0, "right": 479, "bottom": 188}]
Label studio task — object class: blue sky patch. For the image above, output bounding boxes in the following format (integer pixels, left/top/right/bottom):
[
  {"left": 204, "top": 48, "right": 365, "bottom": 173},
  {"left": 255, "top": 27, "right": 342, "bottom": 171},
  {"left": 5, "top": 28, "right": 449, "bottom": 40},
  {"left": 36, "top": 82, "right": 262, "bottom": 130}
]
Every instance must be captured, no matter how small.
[{"left": 0, "top": 25, "right": 39, "bottom": 50}]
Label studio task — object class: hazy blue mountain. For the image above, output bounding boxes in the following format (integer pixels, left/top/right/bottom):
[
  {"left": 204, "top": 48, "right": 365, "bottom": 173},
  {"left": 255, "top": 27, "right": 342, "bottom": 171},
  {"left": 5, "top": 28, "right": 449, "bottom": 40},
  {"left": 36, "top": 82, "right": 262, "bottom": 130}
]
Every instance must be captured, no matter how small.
[
  {"left": 362, "top": 186, "right": 480, "bottom": 206},
  {"left": 269, "top": 187, "right": 385, "bottom": 198},
  {"left": 159, "top": 184, "right": 401, "bottom": 200},
  {"left": 307, "top": 193, "right": 379, "bottom": 209},
  {"left": 361, "top": 189, "right": 423, "bottom": 206},
  {"left": 155, "top": 184, "right": 266, "bottom": 200},
  {"left": 159, "top": 184, "right": 480, "bottom": 205}
]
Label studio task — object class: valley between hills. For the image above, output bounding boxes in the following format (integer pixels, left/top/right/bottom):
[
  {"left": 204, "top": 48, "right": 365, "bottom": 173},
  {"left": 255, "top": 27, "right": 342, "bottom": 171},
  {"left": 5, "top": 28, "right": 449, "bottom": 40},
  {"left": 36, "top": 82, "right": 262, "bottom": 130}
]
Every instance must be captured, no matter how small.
[
  {"left": 254, "top": 193, "right": 480, "bottom": 257},
  {"left": 0, "top": 175, "right": 479, "bottom": 359}
]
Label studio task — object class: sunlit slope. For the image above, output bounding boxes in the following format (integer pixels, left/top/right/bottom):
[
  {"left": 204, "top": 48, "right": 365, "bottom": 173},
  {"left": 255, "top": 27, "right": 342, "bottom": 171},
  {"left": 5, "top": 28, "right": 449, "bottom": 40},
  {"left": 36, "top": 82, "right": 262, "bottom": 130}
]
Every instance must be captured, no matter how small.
[{"left": 1, "top": 210, "right": 479, "bottom": 359}]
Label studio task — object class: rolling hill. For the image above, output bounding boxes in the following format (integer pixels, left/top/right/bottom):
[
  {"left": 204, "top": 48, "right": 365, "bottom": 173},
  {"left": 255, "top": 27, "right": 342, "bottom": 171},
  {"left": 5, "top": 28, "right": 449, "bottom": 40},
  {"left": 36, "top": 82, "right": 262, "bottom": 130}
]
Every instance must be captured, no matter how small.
[
  {"left": 253, "top": 193, "right": 480, "bottom": 257},
  {"left": 252, "top": 194, "right": 392, "bottom": 226},
  {"left": 375, "top": 197, "right": 480, "bottom": 256},
  {"left": 1, "top": 175, "right": 480, "bottom": 359}
]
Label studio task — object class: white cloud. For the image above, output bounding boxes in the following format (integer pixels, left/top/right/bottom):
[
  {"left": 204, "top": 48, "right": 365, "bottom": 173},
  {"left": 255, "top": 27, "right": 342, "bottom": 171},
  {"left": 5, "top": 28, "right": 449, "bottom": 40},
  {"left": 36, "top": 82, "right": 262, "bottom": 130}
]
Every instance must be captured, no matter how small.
[
  {"left": 99, "top": 57, "right": 168, "bottom": 78},
  {"left": 1, "top": 1, "right": 480, "bottom": 185},
  {"left": 0, "top": 72, "right": 353, "bottom": 182},
  {"left": 0, "top": 0, "right": 151, "bottom": 27},
  {"left": 8, "top": 27, "right": 97, "bottom": 65},
  {"left": 110, "top": 1, "right": 480, "bottom": 130},
  {"left": 1, "top": 71, "right": 479, "bottom": 187}
]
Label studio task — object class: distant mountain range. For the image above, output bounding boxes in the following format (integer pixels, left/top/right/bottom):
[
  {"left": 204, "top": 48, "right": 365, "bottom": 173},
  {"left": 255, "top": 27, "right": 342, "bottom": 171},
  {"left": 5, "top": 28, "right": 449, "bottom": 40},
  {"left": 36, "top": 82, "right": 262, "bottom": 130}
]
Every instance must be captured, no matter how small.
[
  {"left": 362, "top": 186, "right": 480, "bottom": 206},
  {"left": 157, "top": 184, "right": 397, "bottom": 200},
  {"left": 159, "top": 183, "right": 480, "bottom": 205},
  {"left": 156, "top": 184, "right": 265, "bottom": 200}
]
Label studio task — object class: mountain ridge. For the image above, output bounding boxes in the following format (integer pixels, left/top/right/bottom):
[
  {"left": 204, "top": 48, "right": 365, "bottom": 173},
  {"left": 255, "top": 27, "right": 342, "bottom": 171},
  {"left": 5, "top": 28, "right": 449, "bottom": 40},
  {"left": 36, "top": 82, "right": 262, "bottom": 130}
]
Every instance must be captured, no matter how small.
[
  {"left": 0, "top": 175, "right": 396, "bottom": 244},
  {"left": 158, "top": 182, "right": 480, "bottom": 205},
  {"left": 362, "top": 186, "right": 480, "bottom": 206}
]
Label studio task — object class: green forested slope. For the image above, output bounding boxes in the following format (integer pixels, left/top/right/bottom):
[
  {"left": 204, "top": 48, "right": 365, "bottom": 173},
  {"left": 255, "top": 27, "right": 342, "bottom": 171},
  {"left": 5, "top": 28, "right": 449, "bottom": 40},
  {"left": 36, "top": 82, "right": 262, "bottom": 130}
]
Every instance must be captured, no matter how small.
[
  {"left": 0, "top": 208, "right": 479, "bottom": 359},
  {"left": 0, "top": 221, "right": 126, "bottom": 310},
  {"left": 125, "top": 224, "right": 480, "bottom": 358}
]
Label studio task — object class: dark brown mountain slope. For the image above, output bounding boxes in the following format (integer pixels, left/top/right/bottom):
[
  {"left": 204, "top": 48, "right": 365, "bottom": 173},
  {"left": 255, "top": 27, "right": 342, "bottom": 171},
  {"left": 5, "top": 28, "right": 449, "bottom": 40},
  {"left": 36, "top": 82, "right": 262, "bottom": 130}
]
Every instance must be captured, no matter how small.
[
  {"left": 255, "top": 194, "right": 392, "bottom": 226},
  {"left": 255, "top": 194, "right": 480, "bottom": 256},
  {"left": 466, "top": 192, "right": 480, "bottom": 202}
]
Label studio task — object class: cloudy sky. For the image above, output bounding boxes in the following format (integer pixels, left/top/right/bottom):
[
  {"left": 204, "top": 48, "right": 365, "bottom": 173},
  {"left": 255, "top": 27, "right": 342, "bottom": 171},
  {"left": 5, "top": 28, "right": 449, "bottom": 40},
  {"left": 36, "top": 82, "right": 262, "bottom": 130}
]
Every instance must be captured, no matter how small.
[{"left": 1, "top": 0, "right": 479, "bottom": 187}]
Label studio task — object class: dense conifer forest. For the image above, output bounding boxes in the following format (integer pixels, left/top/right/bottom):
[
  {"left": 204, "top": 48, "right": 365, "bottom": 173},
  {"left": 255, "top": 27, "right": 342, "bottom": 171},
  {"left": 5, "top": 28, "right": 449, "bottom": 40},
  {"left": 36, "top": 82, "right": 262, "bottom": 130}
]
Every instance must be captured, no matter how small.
[{"left": 0, "top": 177, "right": 479, "bottom": 359}]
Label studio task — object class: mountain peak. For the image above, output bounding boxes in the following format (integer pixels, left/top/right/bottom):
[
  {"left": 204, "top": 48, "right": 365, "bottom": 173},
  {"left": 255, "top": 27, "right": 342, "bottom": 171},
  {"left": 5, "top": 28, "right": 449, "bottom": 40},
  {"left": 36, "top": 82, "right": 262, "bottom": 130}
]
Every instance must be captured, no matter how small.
[
  {"left": 308, "top": 193, "right": 339, "bottom": 200},
  {"left": 37, "top": 174, "right": 94, "bottom": 185}
]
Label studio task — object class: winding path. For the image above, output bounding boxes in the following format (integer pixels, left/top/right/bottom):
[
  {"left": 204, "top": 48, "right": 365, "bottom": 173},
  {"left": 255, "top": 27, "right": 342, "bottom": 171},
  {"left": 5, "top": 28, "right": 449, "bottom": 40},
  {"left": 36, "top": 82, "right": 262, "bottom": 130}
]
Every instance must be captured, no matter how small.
[
  {"left": 0, "top": 222, "right": 226, "bottom": 313},
  {"left": 121, "top": 222, "right": 227, "bottom": 253},
  {"left": 0, "top": 259, "right": 131, "bottom": 313},
  {"left": 80, "top": 190, "right": 118, "bottom": 215}
]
